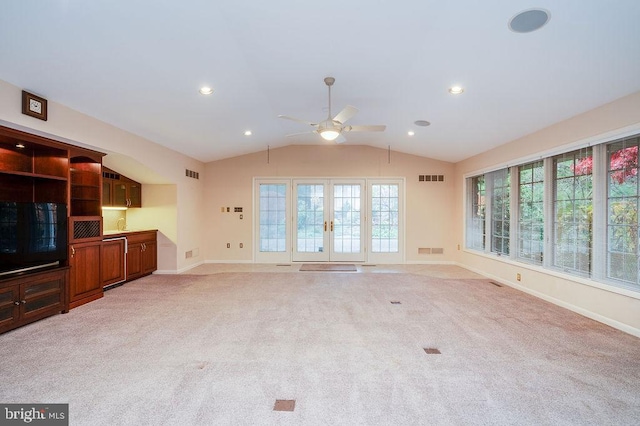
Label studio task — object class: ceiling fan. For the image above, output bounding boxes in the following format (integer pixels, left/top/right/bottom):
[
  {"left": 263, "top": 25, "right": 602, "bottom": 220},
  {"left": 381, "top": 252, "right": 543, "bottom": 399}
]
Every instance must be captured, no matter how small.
[{"left": 278, "top": 77, "right": 386, "bottom": 144}]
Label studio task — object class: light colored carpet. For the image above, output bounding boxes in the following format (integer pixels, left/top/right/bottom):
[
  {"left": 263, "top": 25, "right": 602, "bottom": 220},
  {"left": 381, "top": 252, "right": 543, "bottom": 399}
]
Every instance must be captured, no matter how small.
[
  {"left": 299, "top": 263, "right": 357, "bottom": 272},
  {"left": 1, "top": 270, "right": 639, "bottom": 425}
]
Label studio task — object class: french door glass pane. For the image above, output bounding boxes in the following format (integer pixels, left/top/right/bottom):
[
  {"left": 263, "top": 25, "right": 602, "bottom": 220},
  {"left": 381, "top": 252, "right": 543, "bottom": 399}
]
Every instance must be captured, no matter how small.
[
  {"left": 259, "top": 184, "right": 286, "bottom": 252},
  {"left": 333, "top": 184, "right": 361, "bottom": 253},
  {"left": 371, "top": 184, "right": 399, "bottom": 252},
  {"left": 297, "top": 184, "right": 325, "bottom": 253}
]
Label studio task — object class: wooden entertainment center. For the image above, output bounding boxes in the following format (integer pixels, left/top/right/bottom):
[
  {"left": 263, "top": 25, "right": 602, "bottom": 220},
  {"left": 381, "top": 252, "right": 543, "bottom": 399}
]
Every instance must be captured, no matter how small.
[{"left": 0, "top": 125, "right": 156, "bottom": 334}]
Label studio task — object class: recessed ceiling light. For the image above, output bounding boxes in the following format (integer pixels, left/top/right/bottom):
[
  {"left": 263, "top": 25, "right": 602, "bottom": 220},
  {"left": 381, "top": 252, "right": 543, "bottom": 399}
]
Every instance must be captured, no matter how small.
[
  {"left": 199, "top": 86, "right": 214, "bottom": 95},
  {"left": 414, "top": 120, "right": 431, "bottom": 127},
  {"left": 244, "top": 130, "right": 252, "bottom": 136},
  {"left": 408, "top": 131, "right": 415, "bottom": 136},
  {"left": 448, "top": 86, "right": 464, "bottom": 95},
  {"left": 509, "top": 9, "right": 551, "bottom": 33}
]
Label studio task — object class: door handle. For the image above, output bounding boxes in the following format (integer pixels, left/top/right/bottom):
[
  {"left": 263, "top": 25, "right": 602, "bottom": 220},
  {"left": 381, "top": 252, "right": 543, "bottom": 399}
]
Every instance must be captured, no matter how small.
[
  {"left": 324, "top": 221, "right": 327, "bottom": 232},
  {"left": 330, "top": 221, "right": 334, "bottom": 232}
]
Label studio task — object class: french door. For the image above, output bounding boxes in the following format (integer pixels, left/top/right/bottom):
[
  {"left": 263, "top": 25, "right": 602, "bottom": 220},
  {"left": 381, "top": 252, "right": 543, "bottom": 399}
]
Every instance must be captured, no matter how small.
[
  {"left": 254, "top": 178, "right": 404, "bottom": 263},
  {"left": 292, "top": 179, "right": 365, "bottom": 262}
]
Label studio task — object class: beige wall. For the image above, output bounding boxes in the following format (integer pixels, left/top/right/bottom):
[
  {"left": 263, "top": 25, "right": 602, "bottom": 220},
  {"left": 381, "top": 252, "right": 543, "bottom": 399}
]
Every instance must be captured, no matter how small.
[
  {"left": 453, "top": 91, "right": 640, "bottom": 337},
  {"left": 3, "top": 74, "right": 638, "bottom": 336},
  {"left": 0, "top": 79, "right": 205, "bottom": 272},
  {"left": 204, "top": 145, "right": 455, "bottom": 262}
]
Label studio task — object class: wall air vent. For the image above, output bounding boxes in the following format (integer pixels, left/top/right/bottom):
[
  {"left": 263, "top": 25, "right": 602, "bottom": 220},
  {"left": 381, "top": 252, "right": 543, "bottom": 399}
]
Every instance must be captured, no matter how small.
[
  {"left": 185, "top": 169, "right": 199, "bottom": 179},
  {"left": 418, "top": 247, "right": 444, "bottom": 255},
  {"left": 419, "top": 174, "right": 444, "bottom": 182}
]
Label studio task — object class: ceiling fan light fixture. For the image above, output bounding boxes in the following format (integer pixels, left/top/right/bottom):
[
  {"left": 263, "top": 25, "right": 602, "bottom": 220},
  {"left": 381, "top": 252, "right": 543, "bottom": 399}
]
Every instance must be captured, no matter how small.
[{"left": 320, "top": 128, "right": 340, "bottom": 141}]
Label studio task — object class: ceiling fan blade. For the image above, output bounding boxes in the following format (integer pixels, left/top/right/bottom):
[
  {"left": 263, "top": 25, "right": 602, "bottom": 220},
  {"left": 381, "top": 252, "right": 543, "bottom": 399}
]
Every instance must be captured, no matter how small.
[
  {"left": 345, "top": 125, "right": 386, "bottom": 132},
  {"left": 285, "top": 131, "right": 317, "bottom": 138},
  {"left": 334, "top": 134, "right": 347, "bottom": 144},
  {"left": 332, "top": 105, "right": 359, "bottom": 124},
  {"left": 278, "top": 115, "right": 318, "bottom": 126}
]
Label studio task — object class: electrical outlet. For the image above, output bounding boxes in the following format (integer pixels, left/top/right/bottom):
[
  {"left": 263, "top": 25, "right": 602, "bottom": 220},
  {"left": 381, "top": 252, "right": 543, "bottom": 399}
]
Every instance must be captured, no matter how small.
[
  {"left": 516, "top": 273, "right": 521, "bottom": 281},
  {"left": 226, "top": 243, "right": 230, "bottom": 248}
]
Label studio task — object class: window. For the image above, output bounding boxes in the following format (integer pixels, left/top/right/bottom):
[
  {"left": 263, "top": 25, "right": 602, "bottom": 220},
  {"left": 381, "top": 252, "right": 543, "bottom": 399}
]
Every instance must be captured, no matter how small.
[
  {"left": 466, "top": 175, "right": 486, "bottom": 250},
  {"left": 606, "top": 137, "right": 639, "bottom": 286},
  {"left": 466, "top": 169, "right": 509, "bottom": 254},
  {"left": 489, "top": 169, "right": 510, "bottom": 255},
  {"left": 518, "top": 161, "right": 544, "bottom": 264},
  {"left": 553, "top": 148, "right": 593, "bottom": 276},
  {"left": 371, "top": 184, "right": 399, "bottom": 253},
  {"left": 259, "top": 183, "right": 287, "bottom": 252},
  {"left": 465, "top": 132, "right": 640, "bottom": 293}
]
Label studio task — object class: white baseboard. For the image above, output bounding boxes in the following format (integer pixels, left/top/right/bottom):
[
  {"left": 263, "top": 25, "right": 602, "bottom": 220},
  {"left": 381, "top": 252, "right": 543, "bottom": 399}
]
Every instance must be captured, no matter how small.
[
  {"left": 154, "top": 260, "right": 205, "bottom": 275},
  {"left": 405, "top": 260, "right": 456, "bottom": 265},
  {"left": 456, "top": 262, "right": 640, "bottom": 338},
  {"left": 204, "top": 259, "right": 253, "bottom": 264}
]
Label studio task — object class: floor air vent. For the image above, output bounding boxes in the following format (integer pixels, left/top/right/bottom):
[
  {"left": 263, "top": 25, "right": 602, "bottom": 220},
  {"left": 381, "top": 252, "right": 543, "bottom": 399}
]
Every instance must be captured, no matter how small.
[{"left": 273, "top": 400, "right": 295, "bottom": 412}]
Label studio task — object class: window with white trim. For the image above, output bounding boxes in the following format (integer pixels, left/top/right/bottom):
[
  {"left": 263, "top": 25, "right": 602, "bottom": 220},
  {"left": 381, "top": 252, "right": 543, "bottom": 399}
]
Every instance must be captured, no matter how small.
[
  {"left": 518, "top": 161, "right": 544, "bottom": 264},
  {"left": 553, "top": 148, "right": 593, "bottom": 276},
  {"left": 259, "top": 183, "right": 287, "bottom": 252},
  {"left": 606, "top": 137, "right": 639, "bottom": 286},
  {"left": 466, "top": 175, "right": 485, "bottom": 250},
  {"left": 489, "top": 169, "right": 510, "bottom": 255}
]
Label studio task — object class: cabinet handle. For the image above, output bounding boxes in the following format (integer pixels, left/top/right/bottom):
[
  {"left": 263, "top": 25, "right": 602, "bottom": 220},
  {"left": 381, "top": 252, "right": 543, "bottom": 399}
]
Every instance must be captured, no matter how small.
[
  {"left": 142, "top": 243, "right": 146, "bottom": 251},
  {"left": 14, "top": 301, "right": 20, "bottom": 306},
  {"left": 71, "top": 246, "right": 75, "bottom": 257},
  {"left": 21, "top": 300, "right": 26, "bottom": 304}
]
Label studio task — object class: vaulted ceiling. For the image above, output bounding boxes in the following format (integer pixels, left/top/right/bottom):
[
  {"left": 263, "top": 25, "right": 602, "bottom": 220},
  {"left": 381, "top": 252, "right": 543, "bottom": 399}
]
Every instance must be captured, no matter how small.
[{"left": 1, "top": 1, "right": 639, "bottom": 163}]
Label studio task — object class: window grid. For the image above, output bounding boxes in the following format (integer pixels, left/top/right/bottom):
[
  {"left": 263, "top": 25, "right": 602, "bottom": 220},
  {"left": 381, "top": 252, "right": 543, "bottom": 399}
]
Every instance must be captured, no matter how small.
[
  {"left": 518, "top": 161, "right": 544, "bottom": 264},
  {"left": 333, "top": 184, "right": 362, "bottom": 253},
  {"left": 606, "top": 138, "right": 639, "bottom": 286},
  {"left": 467, "top": 176, "right": 486, "bottom": 250},
  {"left": 259, "top": 184, "right": 287, "bottom": 252},
  {"left": 371, "top": 184, "right": 399, "bottom": 253},
  {"left": 490, "top": 169, "right": 510, "bottom": 255},
  {"left": 553, "top": 148, "right": 593, "bottom": 276},
  {"left": 296, "top": 184, "right": 325, "bottom": 253}
]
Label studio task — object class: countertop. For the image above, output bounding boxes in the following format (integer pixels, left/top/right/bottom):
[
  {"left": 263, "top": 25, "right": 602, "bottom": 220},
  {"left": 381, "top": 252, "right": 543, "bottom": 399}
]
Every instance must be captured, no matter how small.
[{"left": 103, "top": 229, "right": 157, "bottom": 238}]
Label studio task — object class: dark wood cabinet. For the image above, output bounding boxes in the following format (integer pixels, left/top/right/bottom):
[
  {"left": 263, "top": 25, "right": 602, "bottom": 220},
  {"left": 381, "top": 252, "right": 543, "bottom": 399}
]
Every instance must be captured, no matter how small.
[
  {"left": 0, "top": 130, "right": 68, "bottom": 204},
  {"left": 0, "top": 268, "right": 69, "bottom": 334},
  {"left": 126, "top": 231, "right": 157, "bottom": 281},
  {"left": 1, "top": 125, "right": 105, "bottom": 329},
  {"left": 101, "top": 238, "right": 126, "bottom": 287},
  {"left": 102, "top": 167, "right": 141, "bottom": 208},
  {"left": 70, "top": 156, "right": 102, "bottom": 216},
  {"left": 69, "top": 241, "right": 102, "bottom": 309}
]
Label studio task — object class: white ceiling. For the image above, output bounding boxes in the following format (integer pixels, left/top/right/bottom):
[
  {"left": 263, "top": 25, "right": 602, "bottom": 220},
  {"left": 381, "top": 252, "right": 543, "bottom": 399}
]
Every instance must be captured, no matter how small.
[{"left": 1, "top": 1, "right": 640, "bottom": 163}]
